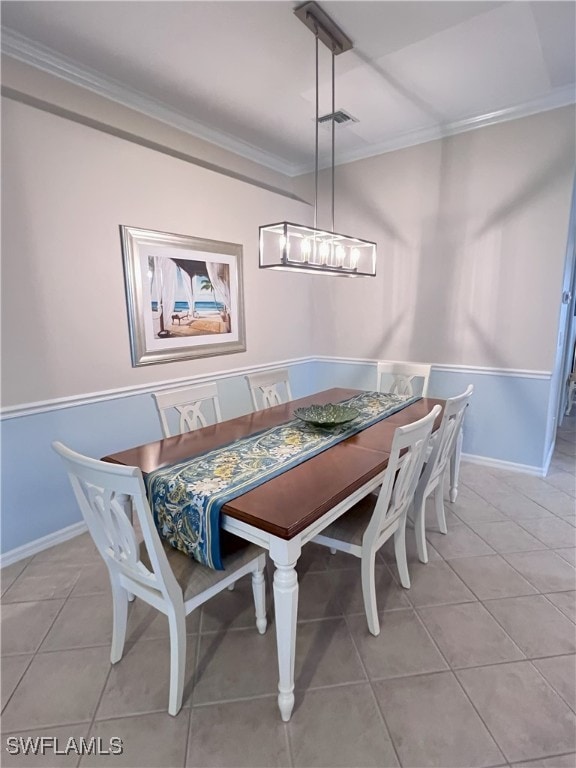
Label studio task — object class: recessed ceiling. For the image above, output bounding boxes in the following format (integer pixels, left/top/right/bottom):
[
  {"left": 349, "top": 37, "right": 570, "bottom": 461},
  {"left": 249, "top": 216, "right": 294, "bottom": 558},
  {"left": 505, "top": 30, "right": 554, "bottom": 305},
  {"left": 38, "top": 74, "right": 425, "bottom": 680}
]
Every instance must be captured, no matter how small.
[{"left": 2, "top": 1, "right": 575, "bottom": 176}]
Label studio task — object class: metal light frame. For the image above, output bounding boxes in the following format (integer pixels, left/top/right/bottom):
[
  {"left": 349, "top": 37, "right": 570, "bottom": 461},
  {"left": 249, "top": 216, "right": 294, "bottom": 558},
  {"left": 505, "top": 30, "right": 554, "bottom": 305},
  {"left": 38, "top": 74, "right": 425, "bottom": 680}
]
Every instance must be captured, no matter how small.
[{"left": 259, "top": 1, "right": 377, "bottom": 277}]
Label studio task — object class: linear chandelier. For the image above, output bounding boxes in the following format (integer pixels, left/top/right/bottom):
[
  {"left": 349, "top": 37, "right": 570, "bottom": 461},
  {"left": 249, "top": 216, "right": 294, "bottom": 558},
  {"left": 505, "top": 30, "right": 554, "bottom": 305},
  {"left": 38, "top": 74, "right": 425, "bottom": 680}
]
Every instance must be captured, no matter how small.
[{"left": 259, "top": 1, "right": 377, "bottom": 277}]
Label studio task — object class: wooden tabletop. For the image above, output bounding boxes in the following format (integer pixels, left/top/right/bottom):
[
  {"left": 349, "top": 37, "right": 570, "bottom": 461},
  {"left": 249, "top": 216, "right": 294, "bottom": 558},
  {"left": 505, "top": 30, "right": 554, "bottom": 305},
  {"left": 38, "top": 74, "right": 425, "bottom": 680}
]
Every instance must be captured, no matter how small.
[{"left": 103, "top": 388, "right": 444, "bottom": 540}]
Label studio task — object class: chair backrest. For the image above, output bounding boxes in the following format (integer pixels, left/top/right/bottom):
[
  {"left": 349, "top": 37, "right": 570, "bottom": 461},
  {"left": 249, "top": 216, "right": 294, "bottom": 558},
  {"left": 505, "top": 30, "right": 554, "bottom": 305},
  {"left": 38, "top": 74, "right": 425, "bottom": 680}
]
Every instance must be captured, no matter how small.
[
  {"left": 246, "top": 369, "right": 292, "bottom": 410},
  {"left": 365, "top": 404, "right": 441, "bottom": 546},
  {"left": 376, "top": 361, "right": 431, "bottom": 398},
  {"left": 152, "top": 382, "right": 222, "bottom": 438},
  {"left": 422, "top": 385, "right": 474, "bottom": 491},
  {"left": 52, "top": 441, "right": 180, "bottom": 604}
]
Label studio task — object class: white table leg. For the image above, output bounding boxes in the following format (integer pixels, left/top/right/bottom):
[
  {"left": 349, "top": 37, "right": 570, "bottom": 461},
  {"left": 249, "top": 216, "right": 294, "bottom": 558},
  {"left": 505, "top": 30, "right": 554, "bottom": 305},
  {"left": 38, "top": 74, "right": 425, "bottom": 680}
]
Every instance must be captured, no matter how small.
[
  {"left": 272, "top": 559, "right": 299, "bottom": 722},
  {"left": 449, "top": 427, "right": 463, "bottom": 503}
]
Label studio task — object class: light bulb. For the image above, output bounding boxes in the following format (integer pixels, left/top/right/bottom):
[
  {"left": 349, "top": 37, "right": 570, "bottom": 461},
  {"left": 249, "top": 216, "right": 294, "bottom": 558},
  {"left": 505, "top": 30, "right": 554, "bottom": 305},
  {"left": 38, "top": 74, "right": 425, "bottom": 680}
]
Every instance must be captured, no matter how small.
[
  {"left": 319, "top": 241, "right": 329, "bottom": 263},
  {"left": 350, "top": 248, "right": 360, "bottom": 269},
  {"left": 301, "top": 238, "right": 311, "bottom": 261},
  {"left": 336, "top": 245, "right": 345, "bottom": 267}
]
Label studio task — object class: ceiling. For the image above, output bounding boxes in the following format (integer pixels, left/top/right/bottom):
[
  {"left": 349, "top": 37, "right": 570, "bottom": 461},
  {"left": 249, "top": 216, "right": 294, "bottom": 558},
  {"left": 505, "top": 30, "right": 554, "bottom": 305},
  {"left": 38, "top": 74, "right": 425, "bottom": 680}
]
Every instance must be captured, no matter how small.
[{"left": 2, "top": 1, "right": 575, "bottom": 176}]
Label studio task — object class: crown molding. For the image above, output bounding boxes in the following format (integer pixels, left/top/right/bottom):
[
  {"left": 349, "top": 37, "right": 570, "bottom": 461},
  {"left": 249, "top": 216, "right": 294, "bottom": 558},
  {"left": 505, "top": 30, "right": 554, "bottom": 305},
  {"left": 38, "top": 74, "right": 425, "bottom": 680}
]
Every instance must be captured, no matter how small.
[
  {"left": 292, "top": 85, "right": 576, "bottom": 175},
  {"left": 1, "top": 28, "right": 299, "bottom": 177},
  {"left": 3, "top": 28, "right": 574, "bottom": 179}
]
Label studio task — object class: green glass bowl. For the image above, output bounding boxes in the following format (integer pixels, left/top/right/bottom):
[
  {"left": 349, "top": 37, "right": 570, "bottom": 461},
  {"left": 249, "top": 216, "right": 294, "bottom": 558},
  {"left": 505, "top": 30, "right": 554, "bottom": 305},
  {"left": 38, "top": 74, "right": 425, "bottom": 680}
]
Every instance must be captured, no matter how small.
[{"left": 294, "top": 403, "right": 359, "bottom": 427}]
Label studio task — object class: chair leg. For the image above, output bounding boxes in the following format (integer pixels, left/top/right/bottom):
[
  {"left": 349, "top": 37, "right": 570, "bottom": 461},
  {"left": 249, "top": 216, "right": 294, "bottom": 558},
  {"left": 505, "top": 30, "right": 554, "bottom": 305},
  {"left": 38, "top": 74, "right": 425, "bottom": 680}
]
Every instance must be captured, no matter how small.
[
  {"left": 110, "top": 578, "right": 129, "bottom": 664},
  {"left": 167, "top": 604, "right": 187, "bottom": 717},
  {"left": 251, "top": 566, "right": 267, "bottom": 635},
  {"left": 329, "top": 548, "right": 336, "bottom": 555},
  {"left": 414, "top": 492, "right": 429, "bottom": 564},
  {"left": 449, "top": 427, "right": 463, "bottom": 502},
  {"left": 361, "top": 551, "right": 380, "bottom": 636},
  {"left": 394, "top": 517, "right": 411, "bottom": 589},
  {"left": 435, "top": 481, "right": 448, "bottom": 534}
]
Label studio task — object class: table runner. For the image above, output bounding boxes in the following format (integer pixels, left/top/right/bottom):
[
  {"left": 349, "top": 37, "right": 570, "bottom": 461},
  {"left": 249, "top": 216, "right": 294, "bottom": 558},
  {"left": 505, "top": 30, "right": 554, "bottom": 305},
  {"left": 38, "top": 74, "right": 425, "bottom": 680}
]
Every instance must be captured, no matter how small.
[{"left": 145, "top": 391, "right": 419, "bottom": 569}]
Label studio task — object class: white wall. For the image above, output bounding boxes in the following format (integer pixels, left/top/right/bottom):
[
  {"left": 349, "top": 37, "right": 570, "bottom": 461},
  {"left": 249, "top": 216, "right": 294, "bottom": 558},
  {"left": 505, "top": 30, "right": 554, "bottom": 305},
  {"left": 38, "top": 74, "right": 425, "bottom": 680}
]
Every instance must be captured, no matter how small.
[
  {"left": 301, "top": 107, "right": 575, "bottom": 372},
  {"left": 1, "top": 98, "right": 315, "bottom": 406}
]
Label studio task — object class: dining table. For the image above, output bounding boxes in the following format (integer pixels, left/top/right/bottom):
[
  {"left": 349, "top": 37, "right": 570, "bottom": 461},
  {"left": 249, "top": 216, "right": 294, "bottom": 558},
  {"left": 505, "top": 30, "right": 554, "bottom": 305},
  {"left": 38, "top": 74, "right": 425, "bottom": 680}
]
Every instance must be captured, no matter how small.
[{"left": 102, "top": 387, "right": 445, "bottom": 721}]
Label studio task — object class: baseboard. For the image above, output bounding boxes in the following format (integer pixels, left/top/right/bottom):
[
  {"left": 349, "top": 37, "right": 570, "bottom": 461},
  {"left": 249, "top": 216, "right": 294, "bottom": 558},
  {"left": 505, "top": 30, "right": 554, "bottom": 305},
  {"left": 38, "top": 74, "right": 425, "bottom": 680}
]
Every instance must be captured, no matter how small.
[
  {"left": 462, "top": 452, "right": 546, "bottom": 477},
  {"left": 0, "top": 520, "right": 87, "bottom": 568}
]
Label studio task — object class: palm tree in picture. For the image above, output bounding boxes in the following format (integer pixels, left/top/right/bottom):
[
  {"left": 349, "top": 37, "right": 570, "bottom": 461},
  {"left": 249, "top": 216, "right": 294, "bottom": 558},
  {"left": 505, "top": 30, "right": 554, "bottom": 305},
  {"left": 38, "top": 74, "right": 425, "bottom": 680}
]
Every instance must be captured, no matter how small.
[{"left": 199, "top": 277, "right": 216, "bottom": 313}]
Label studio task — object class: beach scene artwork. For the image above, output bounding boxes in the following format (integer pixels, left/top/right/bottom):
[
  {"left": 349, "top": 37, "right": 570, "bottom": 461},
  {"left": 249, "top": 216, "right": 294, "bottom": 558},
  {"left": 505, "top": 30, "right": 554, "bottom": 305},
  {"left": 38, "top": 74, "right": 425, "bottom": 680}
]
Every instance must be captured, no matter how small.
[
  {"left": 149, "top": 255, "right": 232, "bottom": 339},
  {"left": 121, "top": 226, "right": 245, "bottom": 366}
]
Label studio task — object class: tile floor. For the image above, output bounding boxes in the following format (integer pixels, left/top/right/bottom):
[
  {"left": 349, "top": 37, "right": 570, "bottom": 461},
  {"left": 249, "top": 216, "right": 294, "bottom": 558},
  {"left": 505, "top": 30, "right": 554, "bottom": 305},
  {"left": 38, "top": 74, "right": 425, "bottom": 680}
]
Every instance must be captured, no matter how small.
[{"left": 1, "top": 417, "right": 575, "bottom": 768}]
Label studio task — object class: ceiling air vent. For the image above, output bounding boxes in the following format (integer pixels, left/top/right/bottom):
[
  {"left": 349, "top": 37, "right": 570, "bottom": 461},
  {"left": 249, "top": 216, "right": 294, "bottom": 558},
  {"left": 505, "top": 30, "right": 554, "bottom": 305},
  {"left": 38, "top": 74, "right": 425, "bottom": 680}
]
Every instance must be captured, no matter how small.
[{"left": 317, "top": 109, "right": 358, "bottom": 126}]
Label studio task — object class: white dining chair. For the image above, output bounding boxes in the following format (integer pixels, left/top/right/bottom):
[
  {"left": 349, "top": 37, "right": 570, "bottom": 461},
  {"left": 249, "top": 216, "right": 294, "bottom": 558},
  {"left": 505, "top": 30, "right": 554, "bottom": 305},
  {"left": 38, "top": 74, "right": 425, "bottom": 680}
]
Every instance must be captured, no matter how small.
[
  {"left": 152, "top": 382, "right": 222, "bottom": 438},
  {"left": 412, "top": 385, "right": 474, "bottom": 564},
  {"left": 246, "top": 368, "right": 292, "bottom": 411},
  {"left": 311, "top": 405, "right": 441, "bottom": 636},
  {"left": 376, "top": 360, "right": 431, "bottom": 398},
  {"left": 52, "top": 441, "right": 267, "bottom": 716},
  {"left": 376, "top": 360, "right": 466, "bottom": 503}
]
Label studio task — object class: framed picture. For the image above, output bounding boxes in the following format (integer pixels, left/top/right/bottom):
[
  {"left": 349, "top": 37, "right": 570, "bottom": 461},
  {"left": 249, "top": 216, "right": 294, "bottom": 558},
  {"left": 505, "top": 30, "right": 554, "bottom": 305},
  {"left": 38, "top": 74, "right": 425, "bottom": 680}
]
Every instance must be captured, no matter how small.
[{"left": 120, "top": 226, "right": 246, "bottom": 366}]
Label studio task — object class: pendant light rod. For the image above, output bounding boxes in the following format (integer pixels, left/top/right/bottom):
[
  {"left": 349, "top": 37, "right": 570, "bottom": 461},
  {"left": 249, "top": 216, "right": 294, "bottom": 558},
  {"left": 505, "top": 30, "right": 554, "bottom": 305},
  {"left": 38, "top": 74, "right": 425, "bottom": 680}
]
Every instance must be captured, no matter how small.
[
  {"left": 331, "top": 46, "right": 335, "bottom": 234},
  {"left": 296, "top": 2, "right": 351, "bottom": 236},
  {"left": 314, "top": 31, "right": 319, "bottom": 230}
]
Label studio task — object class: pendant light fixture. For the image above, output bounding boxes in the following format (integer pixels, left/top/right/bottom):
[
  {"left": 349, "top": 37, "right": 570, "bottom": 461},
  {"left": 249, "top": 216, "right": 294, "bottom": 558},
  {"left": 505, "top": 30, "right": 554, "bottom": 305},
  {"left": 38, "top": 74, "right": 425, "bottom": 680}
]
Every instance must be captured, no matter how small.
[{"left": 259, "top": 1, "right": 376, "bottom": 277}]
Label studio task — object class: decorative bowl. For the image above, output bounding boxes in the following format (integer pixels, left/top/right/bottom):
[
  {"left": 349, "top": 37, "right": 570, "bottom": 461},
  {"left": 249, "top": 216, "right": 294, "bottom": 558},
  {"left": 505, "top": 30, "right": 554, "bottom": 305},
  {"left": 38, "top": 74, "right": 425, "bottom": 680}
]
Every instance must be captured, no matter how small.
[{"left": 294, "top": 403, "right": 359, "bottom": 427}]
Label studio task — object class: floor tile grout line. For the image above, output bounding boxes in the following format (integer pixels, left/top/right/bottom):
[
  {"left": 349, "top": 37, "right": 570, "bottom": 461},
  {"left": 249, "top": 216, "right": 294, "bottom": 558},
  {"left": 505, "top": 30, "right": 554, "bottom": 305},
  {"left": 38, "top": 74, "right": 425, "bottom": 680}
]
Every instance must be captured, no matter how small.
[
  {"left": 459, "top": 464, "right": 576, "bottom": 517},
  {"left": 445, "top": 500, "right": 571, "bottom": 556},
  {"left": 440, "top": 549, "right": 536, "bottom": 602},
  {"left": 437, "top": 536, "right": 576, "bottom": 662},
  {"left": 540, "top": 591, "right": 576, "bottom": 625},
  {"left": 77, "top": 661, "right": 114, "bottom": 768},
  {"left": 409, "top": 597, "right": 513, "bottom": 764},
  {"left": 529, "top": 657, "right": 576, "bottom": 715},
  {"left": 1, "top": 719, "right": 94, "bottom": 737},
  {"left": 0, "top": 653, "right": 35, "bottom": 717},
  {"left": 512, "top": 515, "right": 576, "bottom": 549},
  {"left": 1, "top": 590, "right": 71, "bottom": 715},
  {"left": 413, "top": 599, "right": 528, "bottom": 666},
  {"left": 463, "top": 519, "right": 557, "bottom": 554},
  {"left": 491, "top": 545, "right": 575, "bottom": 595},
  {"left": 180, "top": 704, "right": 194, "bottom": 768},
  {"left": 340, "top": 610, "right": 403, "bottom": 768},
  {"left": 189, "top": 605, "right": 206, "bottom": 711}
]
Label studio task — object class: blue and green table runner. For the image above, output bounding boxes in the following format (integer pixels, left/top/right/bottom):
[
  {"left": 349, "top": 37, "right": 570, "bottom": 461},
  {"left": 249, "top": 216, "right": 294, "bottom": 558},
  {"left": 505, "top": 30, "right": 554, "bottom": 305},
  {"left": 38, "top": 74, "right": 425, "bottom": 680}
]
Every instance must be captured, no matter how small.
[{"left": 145, "top": 391, "right": 419, "bottom": 570}]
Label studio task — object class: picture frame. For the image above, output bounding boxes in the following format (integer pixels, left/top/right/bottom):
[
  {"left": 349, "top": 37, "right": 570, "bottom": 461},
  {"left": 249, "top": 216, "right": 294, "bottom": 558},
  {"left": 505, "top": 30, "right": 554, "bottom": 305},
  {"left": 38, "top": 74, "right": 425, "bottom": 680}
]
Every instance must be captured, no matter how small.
[{"left": 120, "top": 226, "right": 246, "bottom": 366}]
